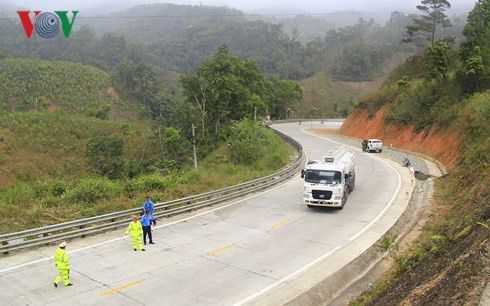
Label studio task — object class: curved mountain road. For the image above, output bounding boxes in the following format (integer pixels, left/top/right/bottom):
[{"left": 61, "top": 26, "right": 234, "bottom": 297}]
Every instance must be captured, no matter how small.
[{"left": 0, "top": 122, "right": 408, "bottom": 306}]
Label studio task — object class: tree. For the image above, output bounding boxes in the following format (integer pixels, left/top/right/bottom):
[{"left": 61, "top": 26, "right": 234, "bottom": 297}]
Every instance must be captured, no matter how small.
[
  {"left": 112, "top": 59, "right": 176, "bottom": 120},
  {"left": 162, "top": 127, "right": 189, "bottom": 165},
  {"left": 460, "top": 0, "right": 490, "bottom": 92},
  {"left": 265, "top": 76, "right": 303, "bottom": 119},
  {"left": 405, "top": 0, "right": 452, "bottom": 49},
  {"left": 180, "top": 45, "right": 267, "bottom": 137},
  {"left": 86, "top": 137, "right": 124, "bottom": 179},
  {"left": 425, "top": 39, "right": 452, "bottom": 80},
  {"left": 330, "top": 43, "right": 390, "bottom": 81}
]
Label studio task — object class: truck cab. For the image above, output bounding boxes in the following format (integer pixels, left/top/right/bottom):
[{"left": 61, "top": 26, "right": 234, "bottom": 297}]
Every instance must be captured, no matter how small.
[{"left": 301, "top": 149, "right": 355, "bottom": 209}]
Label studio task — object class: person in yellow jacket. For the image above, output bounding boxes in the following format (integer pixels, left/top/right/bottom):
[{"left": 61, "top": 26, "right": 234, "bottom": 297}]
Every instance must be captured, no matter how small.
[
  {"left": 54, "top": 241, "right": 73, "bottom": 287},
  {"left": 125, "top": 215, "right": 145, "bottom": 251}
]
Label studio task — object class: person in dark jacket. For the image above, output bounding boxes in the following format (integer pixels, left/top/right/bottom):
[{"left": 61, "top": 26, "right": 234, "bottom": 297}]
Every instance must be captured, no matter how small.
[{"left": 140, "top": 211, "right": 154, "bottom": 245}]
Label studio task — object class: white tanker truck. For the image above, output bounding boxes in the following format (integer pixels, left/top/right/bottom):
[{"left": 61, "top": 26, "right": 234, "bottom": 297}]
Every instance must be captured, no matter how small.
[{"left": 301, "top": 148, "right": 356, "bottom": 209}]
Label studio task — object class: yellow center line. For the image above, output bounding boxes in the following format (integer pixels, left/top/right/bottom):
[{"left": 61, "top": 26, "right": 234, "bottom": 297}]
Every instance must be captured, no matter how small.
[
  {"left": 271, "top": 219, "right": 289, "bottom": 229},
  {"left": 99, "top": 279, "right": 143, "bottom": 297},
  {"left": 206, "top": 243, "right": 235, "bottom": 256}
]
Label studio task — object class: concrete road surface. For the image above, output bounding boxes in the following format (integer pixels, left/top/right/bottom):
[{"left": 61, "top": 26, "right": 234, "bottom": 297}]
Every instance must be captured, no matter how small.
[{"left": 0, "top": 122, "right": 405, "bottom": 306}]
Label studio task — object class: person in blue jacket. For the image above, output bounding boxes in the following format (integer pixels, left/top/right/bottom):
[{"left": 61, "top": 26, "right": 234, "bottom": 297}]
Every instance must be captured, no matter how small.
[
  {"left": 140, "top": 211, "right": 155, "bottom": 245},
  {"left": 143, "top": 196, "right": 156, "bottom": 226}
]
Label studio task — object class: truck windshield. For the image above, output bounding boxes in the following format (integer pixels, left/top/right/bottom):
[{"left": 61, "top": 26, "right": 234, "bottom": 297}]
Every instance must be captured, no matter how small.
[{"left": 304, "top": 170, "right": 342, "bottom": 184}]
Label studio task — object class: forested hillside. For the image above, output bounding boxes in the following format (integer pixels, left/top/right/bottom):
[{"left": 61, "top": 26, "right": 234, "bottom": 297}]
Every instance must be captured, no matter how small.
[
  {"left": 343, "top": 0, "right": 489, "bottom": 304},
  {"left": 0, "top": 59, "right": 113, "bottom": 116},
  {"left": 0, "top": 4, "right": 444, "bottom": 81},
  {"left": 0, "top": 46, "right": 296, "bottom": 232},
  {"left": 1, "top": 3, "right": 469, "bottom": 118}
]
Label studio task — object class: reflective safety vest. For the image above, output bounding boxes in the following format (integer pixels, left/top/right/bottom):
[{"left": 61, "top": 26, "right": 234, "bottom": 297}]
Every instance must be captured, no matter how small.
[
  {"left": 127, "top": 221, "right": 143, "bottom": 237},
  {"left": 54, "top": 248, "right": 70, "bottom": 270}
]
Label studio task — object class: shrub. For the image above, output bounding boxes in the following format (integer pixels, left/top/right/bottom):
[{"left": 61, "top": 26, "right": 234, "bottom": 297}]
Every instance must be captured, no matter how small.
[
  {"left": 50, "top": 180, "right": 66, "bottom": 197},
  {"left": 152, "top": 158, "right": 179, "bottom": 175},
  {"left": 65, "top": 177, "right": 120, "bottom": 204},
  {"left": 86, "top": 136, "right": 124, "bottom": 179},
  {"left": 227, "top": 119, "right": 268, "bottom": 164},
  {"left": 132, "top": 173, "right": 170, "bottom": 192},
  {"left": 87, "top": 104, "right": 111, "bottom": 120},
  {"left": 176, "top": 170, "right": 201, "bottom": 185},
  {"left": 305, "top": 107, "right": 320, "bottom": 119},
  {"left": 358, "top": 84, "right": 398, "bottom": 117},
  {"left": 163, "top": 127, "right": 189, "bottom": 164},
  {"left": 385, "top": 81, "right": 437, "bottom": 131},
  {"left": 126, "top": 159, "right": 155, "bottom": 178}
]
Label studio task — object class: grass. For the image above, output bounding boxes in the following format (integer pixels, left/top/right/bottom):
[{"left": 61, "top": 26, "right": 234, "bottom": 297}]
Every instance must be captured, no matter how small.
[
  {"left": 0, "top": 123, "right": 293, "bottom": 232},
  {"left": 378, "top": 235, "right": 397, "bottom": 252},
  {"left": 0, "top": 111, "right": 161, "bottom": 185},
  {"left": 298, "top": 72, "right": 370, "bottom": 118}
]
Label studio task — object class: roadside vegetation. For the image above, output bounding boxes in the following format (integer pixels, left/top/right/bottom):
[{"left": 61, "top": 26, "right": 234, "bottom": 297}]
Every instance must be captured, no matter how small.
[
  {"left": 0, "top": 34, "right": 297, "bottom": 233},
  {"left": 0, "top": 114, "right": 292, "bottom": 232},
  {"left": 349, "top": 0, "right": 489, "bottom": 304}
]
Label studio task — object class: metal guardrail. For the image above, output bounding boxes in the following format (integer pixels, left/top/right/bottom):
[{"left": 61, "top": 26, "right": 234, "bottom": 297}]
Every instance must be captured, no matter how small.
[
  {"left": 0, "top": 128, "right": 305, "bottom": 254},
  {"left": 270, "top": 118, "right": 345, "bottom": 124}
]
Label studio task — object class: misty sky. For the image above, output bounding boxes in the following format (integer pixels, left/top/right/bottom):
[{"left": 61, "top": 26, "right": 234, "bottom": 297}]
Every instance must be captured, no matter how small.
[{"left": 3, "top": 0, "right": 478, "bottom": 13}]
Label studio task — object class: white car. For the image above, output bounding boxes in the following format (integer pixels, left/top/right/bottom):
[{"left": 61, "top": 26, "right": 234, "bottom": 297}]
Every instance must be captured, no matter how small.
[{"left": 362, "top": 139, "right": 383, "bottom": 153}]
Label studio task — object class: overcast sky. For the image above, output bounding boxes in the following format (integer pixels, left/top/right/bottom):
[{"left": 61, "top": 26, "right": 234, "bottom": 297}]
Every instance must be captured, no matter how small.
[{"left": 3, "top": 0, "right": 478, "bottom": 14}]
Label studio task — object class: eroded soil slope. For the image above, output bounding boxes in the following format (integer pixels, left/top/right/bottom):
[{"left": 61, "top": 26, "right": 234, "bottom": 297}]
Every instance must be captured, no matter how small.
[
  {"left": 340, "top": 106, "right": 489, "bottom": 305},
  {"left": 340, "top": 105, "right": 461, "bottom": 167}
]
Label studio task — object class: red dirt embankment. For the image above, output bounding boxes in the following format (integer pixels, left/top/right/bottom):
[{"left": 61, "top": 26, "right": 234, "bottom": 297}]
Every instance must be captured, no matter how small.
[{"left": 340, "top": 105, "right": 462, "bottom": 167}]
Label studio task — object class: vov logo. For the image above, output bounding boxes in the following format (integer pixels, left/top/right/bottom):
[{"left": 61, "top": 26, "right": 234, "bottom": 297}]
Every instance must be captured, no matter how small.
[{"left": 17, "top": 11, "right": 79, "bottom": 39}]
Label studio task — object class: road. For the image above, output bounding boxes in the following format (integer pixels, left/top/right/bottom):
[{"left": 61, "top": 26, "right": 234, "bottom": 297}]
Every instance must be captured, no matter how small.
[{"left": 0, "top": 122, "right": 403, "bottom": 306}]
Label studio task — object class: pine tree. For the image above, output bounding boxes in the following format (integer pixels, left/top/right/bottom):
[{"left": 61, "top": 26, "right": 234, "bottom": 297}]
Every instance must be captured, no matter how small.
[{"left": 404, "top": 0, "right": 452, "bottom": 49}]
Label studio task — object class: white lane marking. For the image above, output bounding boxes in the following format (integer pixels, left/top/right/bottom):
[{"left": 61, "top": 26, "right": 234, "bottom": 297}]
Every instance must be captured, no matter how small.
[
  {"left": 232, "top": 246, "right": 342, "bottom": 306},
  {"left": 348, "top": 161, "right": 401, "bottom": 241},
  {"left": 0, "top": 152, "right": 307, "bottom": 274},
  {"left": 233, "top": 126, "right": 403, "bottom": 305}
]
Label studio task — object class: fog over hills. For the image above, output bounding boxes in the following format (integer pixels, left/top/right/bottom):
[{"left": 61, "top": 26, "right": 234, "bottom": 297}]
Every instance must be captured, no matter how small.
[{"left": 4, "top": 0, "right": 477, "bottom": 14}]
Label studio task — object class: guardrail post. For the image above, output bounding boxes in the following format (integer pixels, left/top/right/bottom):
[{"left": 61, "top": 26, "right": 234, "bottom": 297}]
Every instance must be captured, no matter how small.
[
  {"left": 42, "top": 231, "right": 50, "bottom": 246},
  {"left": 80, "top": 225, "right": 86, "bottom": 238},
  {"left": 2, "top": 239, "right": 8, "bottom": 255}
]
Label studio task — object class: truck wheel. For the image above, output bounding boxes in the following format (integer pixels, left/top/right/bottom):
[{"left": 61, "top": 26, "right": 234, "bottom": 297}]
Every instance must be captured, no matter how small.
[
  {"left": 379, "top": 149, "right": 383, "bottom": 153},
  {"left": 338, "top": 193, "right": 347, "bottom": 210}
]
